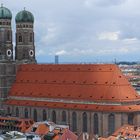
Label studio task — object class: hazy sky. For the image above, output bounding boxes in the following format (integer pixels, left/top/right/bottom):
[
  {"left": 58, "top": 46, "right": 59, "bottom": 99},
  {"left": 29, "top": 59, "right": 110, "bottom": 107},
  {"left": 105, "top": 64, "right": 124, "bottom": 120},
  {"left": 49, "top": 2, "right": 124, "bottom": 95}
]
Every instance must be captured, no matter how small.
[{"left": 2, "top": 0, "right": 140, "bottom": 63}]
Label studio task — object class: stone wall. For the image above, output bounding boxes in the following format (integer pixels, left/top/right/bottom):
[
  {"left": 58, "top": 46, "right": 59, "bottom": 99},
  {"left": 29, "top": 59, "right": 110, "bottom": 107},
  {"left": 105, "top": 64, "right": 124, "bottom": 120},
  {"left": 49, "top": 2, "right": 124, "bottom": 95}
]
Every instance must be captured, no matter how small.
[{"left": 4, "top": 105, "right": 140, "bottom": 137}]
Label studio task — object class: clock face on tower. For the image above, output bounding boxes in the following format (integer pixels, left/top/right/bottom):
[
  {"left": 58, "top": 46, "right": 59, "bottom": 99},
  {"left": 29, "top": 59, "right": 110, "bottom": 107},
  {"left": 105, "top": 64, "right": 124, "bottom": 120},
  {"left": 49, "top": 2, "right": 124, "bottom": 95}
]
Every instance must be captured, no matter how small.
[
  {"left": 29, "top": 50, "right": 34, "bottom": 57},
  {"left": 6, "top": 49, "right": 12, "bottom": 57}
]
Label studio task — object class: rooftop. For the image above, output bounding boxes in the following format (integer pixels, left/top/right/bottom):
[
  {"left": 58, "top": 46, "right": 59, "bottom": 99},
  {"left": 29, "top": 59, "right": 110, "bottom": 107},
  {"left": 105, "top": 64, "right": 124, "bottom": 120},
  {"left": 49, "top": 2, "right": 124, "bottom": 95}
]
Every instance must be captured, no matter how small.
[{"left": 6, "top": 64, "right": 140, "bottom": 112}]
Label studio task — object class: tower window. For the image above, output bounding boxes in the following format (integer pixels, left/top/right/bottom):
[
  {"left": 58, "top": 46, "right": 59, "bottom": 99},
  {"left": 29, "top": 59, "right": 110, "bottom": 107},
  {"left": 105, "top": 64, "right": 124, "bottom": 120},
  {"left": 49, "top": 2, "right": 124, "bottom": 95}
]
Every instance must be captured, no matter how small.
[
  {"left": 19, "top": 35, "right": 22, "bottom": 42},
  {"left": 7, "top": 31, "right": 10, "bottom": 41},
  {"left": 30, "top": 33, "right": 33, "bottom": 42}
]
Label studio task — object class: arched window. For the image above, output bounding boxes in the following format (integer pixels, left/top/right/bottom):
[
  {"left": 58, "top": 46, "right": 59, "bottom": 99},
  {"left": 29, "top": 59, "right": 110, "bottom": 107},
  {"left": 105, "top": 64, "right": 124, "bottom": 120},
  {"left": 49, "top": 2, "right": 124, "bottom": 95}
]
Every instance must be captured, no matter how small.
[
  {"left": 33, "top": 109, "right": 37, "bottom": 122},
  {"left": 52, "top": 110, "right": 56, "bottom": 123},
  {"left": 7, "top": 31, "right": 10, "bottom": 41},
  {"left": 62, "top": 111, "right": 66, "bottom": 123},
  {"left": 18, "top": 35, "right": 22, "bottom": 42},
  {"left": 108, "top": 114, "right": 115, "bottom": 135},
  {"left": 15, "top": 107, "right": 19, "bottom": 117},
  {"left": 25, "top": 108, "right": 28, "bottom": 118},
  {"left": 7, "top": 107, "right": 10, "bottom": 114},
  {"left": 43, "top": 110, "right": 47, "bottom": 121},
  {"left": 82, "top": 112, "right": 88, "bottom": 132},
  {"left": 72, "top": 112, "right": 77, "bottom": 132},
  {"left": 94, "top": 113, "right": 99, "bottom": 134},
  {"left": 128, "top": 113, "right": 134, "bottom": 125},
  {"left": 30, "top": 33, "right": 32, "bottom": 42}
]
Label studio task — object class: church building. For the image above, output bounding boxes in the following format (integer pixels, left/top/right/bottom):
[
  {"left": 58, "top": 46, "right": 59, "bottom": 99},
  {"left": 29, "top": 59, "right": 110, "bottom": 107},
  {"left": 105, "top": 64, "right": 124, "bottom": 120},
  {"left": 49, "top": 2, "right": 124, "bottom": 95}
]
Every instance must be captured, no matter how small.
[{"left": 0, "top": 5, "right": 140, "bottom": 137}]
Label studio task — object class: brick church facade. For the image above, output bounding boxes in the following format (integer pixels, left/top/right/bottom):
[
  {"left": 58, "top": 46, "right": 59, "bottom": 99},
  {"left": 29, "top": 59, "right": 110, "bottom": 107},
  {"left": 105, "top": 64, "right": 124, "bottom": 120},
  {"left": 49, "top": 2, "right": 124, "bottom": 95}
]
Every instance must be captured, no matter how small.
[{"left": 0, "top": 5, "right": 140, "bottom": 137}]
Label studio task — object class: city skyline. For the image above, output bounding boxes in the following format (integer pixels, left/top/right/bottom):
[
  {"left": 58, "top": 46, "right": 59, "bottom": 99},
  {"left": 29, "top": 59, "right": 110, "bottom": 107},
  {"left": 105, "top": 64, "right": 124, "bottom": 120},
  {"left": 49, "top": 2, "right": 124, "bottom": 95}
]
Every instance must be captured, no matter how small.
[{"left": 1, "top": 0, "right": 140, "bottom": 63}]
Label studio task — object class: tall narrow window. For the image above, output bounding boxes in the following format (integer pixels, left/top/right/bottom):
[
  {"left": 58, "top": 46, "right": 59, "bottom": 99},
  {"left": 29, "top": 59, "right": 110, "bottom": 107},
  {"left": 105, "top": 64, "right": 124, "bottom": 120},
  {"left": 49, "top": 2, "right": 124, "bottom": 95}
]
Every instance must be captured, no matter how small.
[
  {"left": 72, "top": 112, "right": 77, "bottom": 132},
  {"left": 30, "top": 33, "right": 32, "bottom": 42},
  {"left": 19, "top": 35, "right": 22, "bottom": 42},
  {"left": 108, "top": 114, "right": 115, "bottom": 135},
  {"left": 52, "top": 110, "right": 56, "bottom": 123},
  {"left": 62, "top": 111, "right": 66, "bottom": 123},
  {"left": 94, "top": 113, "right": 99, "bottom": 134},
  {"left": 25, "top": 108, "right": 28, "bottom": 118},
  {"left": 82, "top": 112, "right": 88, "bottom": 132},
  {"left": 128, "top": 113, "right": 134, "bottom": 125},
  {"left": 7, "top": 31, "right": 10, "bottom": 41},
  {"left": 7, "top": 107, "right": 10, "bottom": 114},
  {"left": 16, "top": 107, "right": 19, "bottom": 117},
  {"left": 43, "top": 110, "right": 47, "bottom": 121},
  {"left": 33, "top": 109, "right": 37, "bottom": 122}
]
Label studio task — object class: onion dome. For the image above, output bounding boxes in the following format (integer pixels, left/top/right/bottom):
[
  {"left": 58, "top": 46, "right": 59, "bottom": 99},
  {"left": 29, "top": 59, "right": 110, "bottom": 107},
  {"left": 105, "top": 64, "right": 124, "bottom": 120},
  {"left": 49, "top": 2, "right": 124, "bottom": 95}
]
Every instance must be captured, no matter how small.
[
  {"left": 15, "top": 9, "right": 34, "bottom": 23},
  {"left": 0, "top": 5, "right": 12, "bottom": 20}
]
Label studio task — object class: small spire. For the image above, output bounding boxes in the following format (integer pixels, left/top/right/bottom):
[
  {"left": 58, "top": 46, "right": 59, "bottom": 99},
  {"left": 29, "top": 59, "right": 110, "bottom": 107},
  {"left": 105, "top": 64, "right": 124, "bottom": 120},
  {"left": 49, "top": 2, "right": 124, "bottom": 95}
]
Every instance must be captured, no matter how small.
[
  {"left": 24, "top": 7, "right": 26, "bottom": 10},
  {"left": 1, "top": 3, "right": 3, "bottom": 7}
]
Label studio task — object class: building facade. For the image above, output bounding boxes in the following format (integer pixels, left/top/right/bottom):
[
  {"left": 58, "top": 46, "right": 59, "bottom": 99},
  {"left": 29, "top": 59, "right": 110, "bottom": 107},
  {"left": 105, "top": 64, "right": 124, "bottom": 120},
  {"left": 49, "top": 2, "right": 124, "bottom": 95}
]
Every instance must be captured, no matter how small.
[
  {"left": 0, "top": 5, "right": 140, "bottom": 137},
  {"left": 0, "top": 6, "right": 36, "bottom": 107}
]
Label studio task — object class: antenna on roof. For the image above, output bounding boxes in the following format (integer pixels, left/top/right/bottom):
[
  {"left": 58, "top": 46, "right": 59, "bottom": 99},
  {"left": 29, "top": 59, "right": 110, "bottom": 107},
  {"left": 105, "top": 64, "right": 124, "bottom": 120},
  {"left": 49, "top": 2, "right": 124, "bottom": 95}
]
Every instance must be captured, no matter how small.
[
  {"left": 24, "top": 7, "right": 26, "bottom": 10},
  {"left": 1, "top": 3, "right": 3, "bottom": 7}
]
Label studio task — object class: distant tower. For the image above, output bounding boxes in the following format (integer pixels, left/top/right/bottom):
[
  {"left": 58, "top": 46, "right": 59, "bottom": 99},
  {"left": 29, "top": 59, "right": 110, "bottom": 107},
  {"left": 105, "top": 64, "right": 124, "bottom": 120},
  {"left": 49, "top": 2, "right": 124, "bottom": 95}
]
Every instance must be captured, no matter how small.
[
  {"left": 15, "top": 8, "right": 36, "bottom": 63},
  {"left": 0, "top": 4, "right": 13, "bottom": 61},
  {"left": 55, "top": 55, "right": 59, "bottom": 64}
]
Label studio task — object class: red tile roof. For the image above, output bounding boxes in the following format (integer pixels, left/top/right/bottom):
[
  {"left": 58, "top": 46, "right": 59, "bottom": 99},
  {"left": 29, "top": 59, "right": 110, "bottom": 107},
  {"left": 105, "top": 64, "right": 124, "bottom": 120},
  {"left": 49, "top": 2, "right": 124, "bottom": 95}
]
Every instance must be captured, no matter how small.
[
  {"left": 5, "top": 64, "right": 140, "bottom": 112},
  {"left": 101, "top": 124, "right": 140, "bottom": 139},
  {"left": 6, "top": 99, "right": 140, "bottom": 112}
]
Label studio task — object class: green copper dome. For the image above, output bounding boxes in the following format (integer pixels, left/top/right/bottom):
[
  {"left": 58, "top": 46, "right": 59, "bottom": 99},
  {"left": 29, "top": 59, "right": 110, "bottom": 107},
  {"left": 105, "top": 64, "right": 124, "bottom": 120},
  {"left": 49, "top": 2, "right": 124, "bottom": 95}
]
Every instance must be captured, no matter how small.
[
  {"left": 0, "top": 6, "right": 12, "bottom": 19},
  {"left": 15, "top": 9, "right": 34, "bottom": 23}
]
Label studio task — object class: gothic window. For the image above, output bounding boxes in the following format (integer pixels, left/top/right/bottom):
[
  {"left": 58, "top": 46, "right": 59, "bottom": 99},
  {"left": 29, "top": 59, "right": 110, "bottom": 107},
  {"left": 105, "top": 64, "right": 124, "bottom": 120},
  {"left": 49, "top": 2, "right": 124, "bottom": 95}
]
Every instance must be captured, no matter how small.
[
  {"left": 30, "top": 33, "right": 32, "bottom": 42},
  {"left": 33, "top": 109, "right": 37, "bottom": 122},
  {"left": 94, "top": 113, "right": 99, "bottom": 134},
  {"left": 52, "top": 110, "right": 56, "bottom": 123},
  {"left": 43, "top": 109, "right": 47, "bottom": 121},
  {"left": 25, "top": 108, "right": 28, "bottom": 118},
  {"left": 108, "top": 114, "right": 115, "bottom": 135},
  {"left": 62, "top": 111, "right": 66, "bottom": 123},
  {"left": 7, "top": 31, "right": 10, "bottom": 41},
  {"left": 18, "top": 35, "right": 22, "bottom": 42},
  {"left": 16, "top": 107, "right": 19, "bottom": 117},
  {"left": 82, "top": 112, "right": 88, "bottom": 132},
  {"left": 7, "top": 107, "right": 10, "bottom": 114},
  {"left": 72, "top": 112, "right": 77, "bottom": 132},
  {"left": 128, "top": 113, "right": 134, "bottom": 125}
]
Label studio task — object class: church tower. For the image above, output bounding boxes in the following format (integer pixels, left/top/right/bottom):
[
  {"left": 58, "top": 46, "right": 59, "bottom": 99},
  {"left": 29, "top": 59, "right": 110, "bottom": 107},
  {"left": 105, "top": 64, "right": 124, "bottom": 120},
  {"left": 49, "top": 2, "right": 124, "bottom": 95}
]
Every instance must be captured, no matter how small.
[
  {"left": 15, "top": 9, "right": 36, "bottom": 63},
  {"left": 0, "top": 4, "right": 13, "bottom": 61},
  {"left": 0, "top": 5, "right": 16, "bottom": 108}
]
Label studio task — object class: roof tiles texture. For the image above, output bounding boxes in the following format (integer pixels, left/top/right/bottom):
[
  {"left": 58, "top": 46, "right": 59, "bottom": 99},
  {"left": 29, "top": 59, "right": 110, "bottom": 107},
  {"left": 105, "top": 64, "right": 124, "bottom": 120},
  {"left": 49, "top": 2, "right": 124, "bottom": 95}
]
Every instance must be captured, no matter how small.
[{"left": 6, "top": 64, "right": 140, "bottom": 112}]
